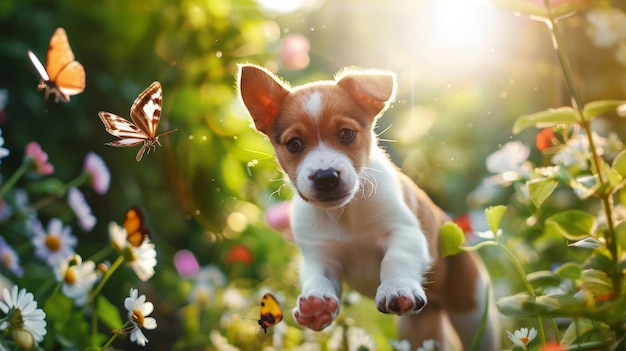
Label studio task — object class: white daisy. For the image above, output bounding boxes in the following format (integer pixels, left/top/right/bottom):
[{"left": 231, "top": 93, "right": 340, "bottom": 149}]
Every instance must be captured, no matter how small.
[
  {"left": 124, "top": 288, "right": 157, "bottom": 347},
  {"left": 32, "top": 218, "right": 77, "bottom": 267},
  {"left": 108, "top": 222, "right": 157, "bottom": 281},
  {"left": 53, "top": 254, "right": 100, "bottom": 307},
  {"left": 507, "top": 327, "right": 537, "bottom": 348},
  {"left": 67, "top": 188, "right": 96, "bottom": 231},
  {"left": 551, "top": 132, "right": 608, "bottom": 169},
  {"left": 127, "top": 240, "right": 157, "bottom": 282},
  {"left": 485, "top": 141, "right": 532, "bottom": 182},
  {"left": 83, "top": 152, "right": 110, "bottom": 195},
  {"left": 417, "top": 339, "right": 439, "bottom": 351},
  {"left": 347, "top": 326, "right": 376, "bottom": 351},
  {"left": 108, "top": 221, "right": 127, "bottom": 252},
  {"left": 0, "top": 286, "right": 47, "bottom": 348},
  {"left": 189, "top": 265, "right": 226, "bottom": 306},
  {"left": 388, "top": 339, "right": 411, "bottom": 351}
]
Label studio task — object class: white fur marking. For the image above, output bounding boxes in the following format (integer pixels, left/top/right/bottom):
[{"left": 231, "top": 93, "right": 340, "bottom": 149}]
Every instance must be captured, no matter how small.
[{"left": 304, "top": 91, "right": 322, "bottom": 119}]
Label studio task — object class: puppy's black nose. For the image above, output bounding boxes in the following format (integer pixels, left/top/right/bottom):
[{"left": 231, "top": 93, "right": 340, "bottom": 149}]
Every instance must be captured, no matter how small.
[{"left": 312, "top": 168, "right": 340, "bottom": 191}]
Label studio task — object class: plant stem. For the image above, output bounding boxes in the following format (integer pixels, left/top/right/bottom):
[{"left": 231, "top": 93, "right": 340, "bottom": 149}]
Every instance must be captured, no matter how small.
[
  {"left": 499, "top": 244, "right": 547, "bottom": 343},
  {"left": 0, "top": 158, "right": 33, "bottom": 199},
  {"left": 544, "top": 0, "right": 621, "bottom": 296},
  {"left": 99, "top": 321, "right": 130, "bottom": 351},
  {"left": 30, "top": 170, "right": 89, "bottom": 211},
  {"left": 84, "top": 255, "right": 124, "bottom": 309},
  {"left": 465, "top": 241, "right": 547, "bottom": 343}
]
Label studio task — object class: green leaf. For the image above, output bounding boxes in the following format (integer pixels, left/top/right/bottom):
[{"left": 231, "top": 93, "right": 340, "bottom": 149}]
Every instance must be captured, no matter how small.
[
  {"left": 496, "top": 294, "right": 536, "bottom": 317},
  {"left": 26, "top": 178, "right": 66, "bottom": 196},
  {"left": 512, "top": 107, "right": 578, "bottom": 134},
  {"left": 555, "top": 262, "right": 582, "bottom": 280},
  {"left": 560, "top": 319, "right": 610, "bottom": 346},
  {"left": 545, "top": 210, "right": 596, "bottom": 241},
  {"left": 581, "top": 269, "right": 614, "bottom": 300},
  {"left": 612, "top": 150, "right": 626, "bottom": 177},
  {"left": 526, "top": 270, "right": 561, "bottom": 287},
  {"left": 582, "top": 100, "right": 626, "bottom": 121},
  {"left": 527, "top": 178, "right": 558, "bottom": 208},
  {"left": 439, "top": 221, "right": 465, "bottom": 257},
  {"left": 96, "top": 295, "right": 123, "bottom": 330},
  {"left": 485, "top": 205, "right": 507, "bottom": 235}
]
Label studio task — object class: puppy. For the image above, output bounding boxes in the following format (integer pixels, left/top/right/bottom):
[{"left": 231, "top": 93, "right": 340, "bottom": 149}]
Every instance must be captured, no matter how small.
[{"left": 238, "top": 64, "right": 499, "bottom": 350}]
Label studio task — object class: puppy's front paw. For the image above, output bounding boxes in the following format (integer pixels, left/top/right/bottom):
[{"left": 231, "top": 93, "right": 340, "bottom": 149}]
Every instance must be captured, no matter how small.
[
  {"left": 292, "top": 294, "right": 339, "bottom": 331},
  {"left": 375, "top": 280, "right": 427, "bottom": 315}
]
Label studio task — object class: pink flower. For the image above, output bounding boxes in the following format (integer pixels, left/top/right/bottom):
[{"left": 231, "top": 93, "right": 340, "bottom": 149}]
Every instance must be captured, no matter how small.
[
  {"left": 174, "top": 250, "right": 200, "bottom": 278},
  {"left": 83, "top": 152, "right": 110, "bottom": 195},
  {"left": 265, "top": 201, "right": 293, "bottom": 241},
  {"left": 277, "top": 34, "right": 310, "bottom": 70},
  {"left": 24, "top": 142, "right": 54, "bottom": 175},
  {"left": 67, "top": 188, "right": 96, "bottom": 231}
]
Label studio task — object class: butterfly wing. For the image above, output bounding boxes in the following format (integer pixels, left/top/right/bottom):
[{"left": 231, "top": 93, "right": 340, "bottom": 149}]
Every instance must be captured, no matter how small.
[
  {"left": 124, "top": 206, "right": 150, "bottom": 247},
  {"left": 47, "top": 28, "right": 85, "bottom": 99},
  {"left": 258, "top": 293, "right": 283, "bottom": 333},
  {"left": 98, "top": 111, "right": 148, "bottom": 147},
  {"left": 27, "top": 51, "right": 50, "bottom": 81},
  {"left": 55, "top": 60, "right": 85, "bottom": 98},
  {"left": 130, "top": 81, "right": 162, "bottom": 137}
]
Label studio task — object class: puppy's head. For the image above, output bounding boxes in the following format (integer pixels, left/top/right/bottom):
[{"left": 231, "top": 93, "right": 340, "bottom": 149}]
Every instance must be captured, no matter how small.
[{"left": 238, "top": 64, "right": 396, "bottom": 209}]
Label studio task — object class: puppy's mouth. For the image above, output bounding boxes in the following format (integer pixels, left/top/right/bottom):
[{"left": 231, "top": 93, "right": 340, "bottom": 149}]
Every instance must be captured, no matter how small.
[{"left": 299, "top": 191, "right": 353, "bottom": 209}]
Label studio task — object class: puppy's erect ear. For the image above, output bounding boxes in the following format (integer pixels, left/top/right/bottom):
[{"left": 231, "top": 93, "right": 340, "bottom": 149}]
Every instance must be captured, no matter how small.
[
  {"left": 238, "top": 64, "right": 290, "bottom": 135},
  {"left": 336, "top": 69, "right": 397, "bottom": 118}
]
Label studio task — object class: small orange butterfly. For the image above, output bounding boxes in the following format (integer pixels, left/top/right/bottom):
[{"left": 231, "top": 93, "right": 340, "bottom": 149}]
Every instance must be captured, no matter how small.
[
  {"left": 258, "top": 293, "right": 283, "bottom": 334},
  {"left": 124, "top": 206, "right": 150, "bottom": 247},
  {"left": 98, "top": 81, "right": 178, "bottom": 161},
  {"left": 27, "top": 27, "right": 85, "bottom": 103}
]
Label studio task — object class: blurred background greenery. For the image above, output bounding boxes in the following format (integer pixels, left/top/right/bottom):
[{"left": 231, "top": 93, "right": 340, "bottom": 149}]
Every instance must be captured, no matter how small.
[{"left": 1, "top": 0, "right": 626, "bottom": 349}]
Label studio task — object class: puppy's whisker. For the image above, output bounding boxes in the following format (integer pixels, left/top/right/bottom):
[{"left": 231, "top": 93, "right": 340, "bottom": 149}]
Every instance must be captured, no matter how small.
[{"left": 376, "top": 124, "right": 393, "bottom": 138}]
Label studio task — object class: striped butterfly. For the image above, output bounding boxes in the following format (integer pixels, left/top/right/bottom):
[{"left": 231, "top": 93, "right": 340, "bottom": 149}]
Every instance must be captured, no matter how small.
[
  {"left": 98, "top": 82, "right": 177, "bottom": 161},
  {"left": 27, "top": 27, "right": 85, "bottom": 103}
]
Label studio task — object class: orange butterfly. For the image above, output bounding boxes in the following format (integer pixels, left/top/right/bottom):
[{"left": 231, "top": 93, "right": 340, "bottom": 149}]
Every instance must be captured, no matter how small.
[
  {"left": 27, "top": 27, "right": 85, "bottom": 103},
  {"left": 124, "top": 206, "right": 150, "bottom": 247},
  {"left": 98, "top": 81, "right": 178, "bottom": 161},
  {"left": 258, "top": 293, "right": 283, "bottom": 333}
]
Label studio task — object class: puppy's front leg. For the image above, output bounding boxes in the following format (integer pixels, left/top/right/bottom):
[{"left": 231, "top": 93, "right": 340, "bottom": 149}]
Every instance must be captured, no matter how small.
[
  {"left": 376, "top": 216, "right": 433, "bottom": 315},
  {"left": 292, "top": 249, "right": 341, "bottom": 331}
]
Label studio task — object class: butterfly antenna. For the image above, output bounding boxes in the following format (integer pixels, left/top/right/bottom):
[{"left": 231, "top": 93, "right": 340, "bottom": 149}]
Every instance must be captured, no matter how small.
[{"left": 157, "top": 128, "right": 179, "bottom": 138}]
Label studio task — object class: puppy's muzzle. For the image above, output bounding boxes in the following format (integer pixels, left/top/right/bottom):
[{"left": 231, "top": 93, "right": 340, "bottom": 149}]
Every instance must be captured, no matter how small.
[{"left": 311, "top": 168, "right": 340, "bottom": 192}]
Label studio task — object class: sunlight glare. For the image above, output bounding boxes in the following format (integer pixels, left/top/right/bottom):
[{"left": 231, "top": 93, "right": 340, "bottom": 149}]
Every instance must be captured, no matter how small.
[
  {"left": 430, "top": 0, "right": 490, "bottom": 53},
  {"left": 256, "top": 0, "right": 323, "bottom": 13}
]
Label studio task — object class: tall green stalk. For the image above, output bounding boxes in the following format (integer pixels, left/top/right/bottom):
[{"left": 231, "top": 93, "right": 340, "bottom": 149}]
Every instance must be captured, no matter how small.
[{"left": 542, "top": 0, "right": 621, "bottom": 296}]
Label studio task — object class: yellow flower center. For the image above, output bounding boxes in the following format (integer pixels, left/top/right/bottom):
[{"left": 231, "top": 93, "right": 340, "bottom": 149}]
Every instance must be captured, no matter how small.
[
  {"left": 131, "top": 308, "right": 144, "bottom": 327},
  {"left": 2, "top": 252, "right": 12, "bottom": 267},
  {"left": 64, "top": 267, "right": 76, "bottom": 285},
  {"left": 45, "top": 234, "right": 61, "bottom": 252},
  {"left": 519, "top": 336, "right": 530, "bottom": 344}
]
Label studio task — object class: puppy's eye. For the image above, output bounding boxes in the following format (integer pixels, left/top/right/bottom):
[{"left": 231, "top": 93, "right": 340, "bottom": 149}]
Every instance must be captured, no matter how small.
[
  {"left": 286, "top": 137, "right": 304, "bottom": 153},
  {"left": 338, "top": 128, "right": 355, "bottom": 143}
]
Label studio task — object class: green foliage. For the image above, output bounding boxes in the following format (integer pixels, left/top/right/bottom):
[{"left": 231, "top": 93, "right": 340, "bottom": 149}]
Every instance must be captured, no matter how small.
[
  {"left": 512, "top": 107, "right": 579, "bottom": 135},
  {"left": 545, "top": 210, "right": 597, "bottom": 241},
  {"left": 486, "top": 205, "right": 507, "bottom": 235},
  {"left": 439, "top": 221, "right": 465, "bottom": 257}
]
